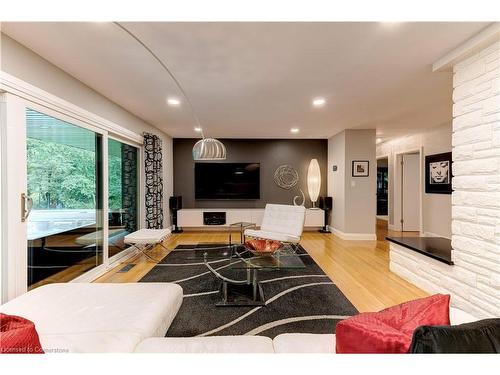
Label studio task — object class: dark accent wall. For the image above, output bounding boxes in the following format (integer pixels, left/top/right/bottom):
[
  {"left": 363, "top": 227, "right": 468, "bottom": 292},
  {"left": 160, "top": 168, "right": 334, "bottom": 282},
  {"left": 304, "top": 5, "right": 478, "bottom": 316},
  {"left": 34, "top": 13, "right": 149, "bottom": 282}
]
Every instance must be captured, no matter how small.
[{"left": 173, "top": 138, "right": 328, "bottom": 208}]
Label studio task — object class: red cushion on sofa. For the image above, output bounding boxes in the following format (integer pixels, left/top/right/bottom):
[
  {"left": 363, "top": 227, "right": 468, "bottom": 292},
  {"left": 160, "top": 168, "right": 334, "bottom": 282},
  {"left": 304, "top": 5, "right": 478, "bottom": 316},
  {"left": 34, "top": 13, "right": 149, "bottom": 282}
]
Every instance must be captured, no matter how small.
[
  {"left": 0, "top": 313, "right": 44, "bottom": 354},
  {"left": 335, "top": 294, "right": 450, "bottom": 353}
]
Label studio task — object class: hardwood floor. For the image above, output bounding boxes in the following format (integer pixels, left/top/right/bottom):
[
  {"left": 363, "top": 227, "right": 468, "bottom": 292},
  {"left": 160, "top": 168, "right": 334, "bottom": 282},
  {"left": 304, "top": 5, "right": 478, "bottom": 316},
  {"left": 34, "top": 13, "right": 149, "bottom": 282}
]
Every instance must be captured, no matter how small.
[{"left": 95, "top": 219, "right": 427, "bottom": 312}]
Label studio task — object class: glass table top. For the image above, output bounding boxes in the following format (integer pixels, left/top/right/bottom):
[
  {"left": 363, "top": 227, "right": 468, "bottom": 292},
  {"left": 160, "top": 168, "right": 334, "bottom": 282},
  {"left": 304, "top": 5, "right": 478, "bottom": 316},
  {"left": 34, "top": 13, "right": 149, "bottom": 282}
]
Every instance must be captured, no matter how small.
[
  {"left": 174, "top": 243, "right": 306, "bottom": 270},
  {"left": 225, "top": 245, "right": 306, "bottom": 270}
]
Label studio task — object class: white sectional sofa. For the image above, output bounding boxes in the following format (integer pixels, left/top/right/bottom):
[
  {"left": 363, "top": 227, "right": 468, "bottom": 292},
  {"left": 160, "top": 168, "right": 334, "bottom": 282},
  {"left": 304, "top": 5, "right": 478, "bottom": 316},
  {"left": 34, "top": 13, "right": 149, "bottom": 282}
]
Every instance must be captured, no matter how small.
[
  {"left": 0, "top": 283, "right": 183, "bottom": 353},
  {"left": 272, "top": 306, "right": 477, "bottom": 353},
  {"left": 0, "top": 283, "right": 478, "bottom": 353}
]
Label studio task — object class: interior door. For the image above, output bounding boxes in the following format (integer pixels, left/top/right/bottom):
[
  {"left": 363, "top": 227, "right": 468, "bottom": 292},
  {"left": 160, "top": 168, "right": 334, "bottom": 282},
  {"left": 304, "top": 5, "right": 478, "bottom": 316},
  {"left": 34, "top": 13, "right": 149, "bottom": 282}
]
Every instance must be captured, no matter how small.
[{"left": 401, "top": 153, "right": 420, "bottom": 231}]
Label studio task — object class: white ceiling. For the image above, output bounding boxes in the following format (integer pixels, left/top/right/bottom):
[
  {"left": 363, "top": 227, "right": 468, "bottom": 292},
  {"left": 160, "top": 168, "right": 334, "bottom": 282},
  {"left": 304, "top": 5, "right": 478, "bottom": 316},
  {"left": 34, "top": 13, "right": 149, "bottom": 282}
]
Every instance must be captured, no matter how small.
[{"left": 2, "top": 22, "right": 490, "bottom": 140}]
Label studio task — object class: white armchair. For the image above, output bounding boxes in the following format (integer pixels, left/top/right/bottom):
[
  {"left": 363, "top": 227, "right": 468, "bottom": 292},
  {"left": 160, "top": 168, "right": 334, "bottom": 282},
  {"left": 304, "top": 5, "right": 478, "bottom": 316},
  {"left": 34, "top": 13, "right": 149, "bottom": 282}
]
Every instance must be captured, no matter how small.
[{"left": 244, "top": 204, "right": 306, "bottom": 244}]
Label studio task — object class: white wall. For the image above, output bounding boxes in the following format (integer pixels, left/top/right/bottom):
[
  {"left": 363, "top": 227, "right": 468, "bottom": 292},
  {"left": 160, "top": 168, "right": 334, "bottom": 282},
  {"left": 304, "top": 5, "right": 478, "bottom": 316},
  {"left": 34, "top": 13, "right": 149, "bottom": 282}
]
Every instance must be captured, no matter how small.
[
  {"left": 344, "top": 129, "right": 377, "bottom": 235},
  {"left": 390, "top": 40, "right": 500, "bottom": 318},
  {"left": 377, "top": 123, "right": 452, "bottom": 238},
  {"left": 328, "top": 129, "right": 376, "bottom": 239},
  {"left": 328, "top": 131, "right": 346, "bottom": 232},
  {"left": 0, "top": 33, "right": 174, "bottom": 227}
]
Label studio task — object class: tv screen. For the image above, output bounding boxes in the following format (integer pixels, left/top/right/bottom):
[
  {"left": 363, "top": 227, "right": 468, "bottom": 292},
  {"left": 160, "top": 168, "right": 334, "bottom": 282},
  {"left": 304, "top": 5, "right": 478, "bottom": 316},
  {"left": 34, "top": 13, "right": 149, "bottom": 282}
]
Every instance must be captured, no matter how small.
[{"left": 195, "top": 163, "right": 260, "bottom": 200}]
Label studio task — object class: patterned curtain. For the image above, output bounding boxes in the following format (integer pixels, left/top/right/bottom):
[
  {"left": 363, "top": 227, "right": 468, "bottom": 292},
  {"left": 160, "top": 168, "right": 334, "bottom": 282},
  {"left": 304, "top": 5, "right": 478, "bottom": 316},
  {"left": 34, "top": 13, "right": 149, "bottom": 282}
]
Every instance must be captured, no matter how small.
[
  {"left": 143, "top": 133, "right": 164, "bottom": 229},
  {"left": 121, "top": 144, "right": 138, "bottom": 233}
]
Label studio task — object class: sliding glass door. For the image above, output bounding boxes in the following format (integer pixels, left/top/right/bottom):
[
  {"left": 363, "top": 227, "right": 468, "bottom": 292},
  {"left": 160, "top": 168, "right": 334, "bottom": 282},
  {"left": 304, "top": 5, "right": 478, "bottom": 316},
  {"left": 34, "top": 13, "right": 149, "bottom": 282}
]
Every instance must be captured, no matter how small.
[
  {"left": 1, "top": 94, "right": 143, "bottom": 299},
  {"left": 26, "top": 109, "right": 104, "bottom": 288},
  {"left": 108, "top": 138, "right": 139, "bottom": 258}
]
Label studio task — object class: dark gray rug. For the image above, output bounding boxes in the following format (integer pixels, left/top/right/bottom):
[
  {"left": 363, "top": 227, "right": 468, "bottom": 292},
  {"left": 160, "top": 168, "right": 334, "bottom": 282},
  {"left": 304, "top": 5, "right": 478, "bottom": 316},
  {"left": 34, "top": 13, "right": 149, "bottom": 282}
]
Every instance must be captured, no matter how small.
[{"left": 139, "top": 243, "right": 358, "bottom": 338}]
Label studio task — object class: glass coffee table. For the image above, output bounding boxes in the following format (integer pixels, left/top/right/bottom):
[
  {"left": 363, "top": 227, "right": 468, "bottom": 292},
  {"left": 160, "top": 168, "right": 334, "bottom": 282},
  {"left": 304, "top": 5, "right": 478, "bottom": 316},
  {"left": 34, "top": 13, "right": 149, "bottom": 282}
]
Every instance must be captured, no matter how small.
[
  {"left": 203, "top": 244, "right": 306, "bottom": 307},
  {"left": 228, "top": 221, "right": 256, "bottom": 245}
]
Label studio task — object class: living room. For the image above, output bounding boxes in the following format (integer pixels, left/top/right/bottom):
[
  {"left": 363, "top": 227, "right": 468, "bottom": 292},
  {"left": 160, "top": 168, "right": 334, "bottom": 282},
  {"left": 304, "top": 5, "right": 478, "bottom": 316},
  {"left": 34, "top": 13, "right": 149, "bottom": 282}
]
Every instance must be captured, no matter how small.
[{"left": 1, "top": 1, "right": 499, "bottom": 373}]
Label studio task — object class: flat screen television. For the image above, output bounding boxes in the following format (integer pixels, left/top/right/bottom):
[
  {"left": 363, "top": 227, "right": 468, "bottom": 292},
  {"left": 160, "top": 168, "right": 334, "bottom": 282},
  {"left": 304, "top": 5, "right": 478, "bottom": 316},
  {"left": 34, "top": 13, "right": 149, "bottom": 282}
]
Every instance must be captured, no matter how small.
[{"left": 195, "top": 163, "right": 260, "bottom": 200}]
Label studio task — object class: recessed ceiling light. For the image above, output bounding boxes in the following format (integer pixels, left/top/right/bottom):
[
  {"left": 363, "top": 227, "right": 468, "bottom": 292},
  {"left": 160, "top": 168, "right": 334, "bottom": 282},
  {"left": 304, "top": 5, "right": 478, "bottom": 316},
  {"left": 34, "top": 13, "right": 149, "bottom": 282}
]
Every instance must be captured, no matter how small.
[
  {"left": 312, "top": 97, "right": 326, "bottom": 107},
  {"left": 167, "top": 97, "right": 181, "bottom": 106},
  {"left": 194, "top": 127, "right": 202, "bottom": 132},
  {"left": 290, "top": 128, "right": 300, "bottom": 133},
  {"left": 376, "top": 138, "right": 382, "bottom": 144}
]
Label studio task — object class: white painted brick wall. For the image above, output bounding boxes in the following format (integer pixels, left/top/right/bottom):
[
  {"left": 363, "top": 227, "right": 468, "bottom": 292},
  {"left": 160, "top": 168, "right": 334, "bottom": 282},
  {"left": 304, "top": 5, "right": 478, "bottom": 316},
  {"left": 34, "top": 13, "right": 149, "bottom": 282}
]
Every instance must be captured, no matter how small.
[{"left": 390, "top": 41, "right": 500, "bottom": 319}]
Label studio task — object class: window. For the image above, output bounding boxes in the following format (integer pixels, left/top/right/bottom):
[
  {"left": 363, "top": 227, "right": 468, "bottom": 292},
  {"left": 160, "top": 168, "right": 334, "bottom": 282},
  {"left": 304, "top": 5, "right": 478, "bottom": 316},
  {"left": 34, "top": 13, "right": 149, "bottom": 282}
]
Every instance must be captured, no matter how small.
[
  {"left": 108, "top": 138, "right": 139, "bottom": 258},
  {"left": 26, "top": 109, "right": 103, "bottom": 288}
]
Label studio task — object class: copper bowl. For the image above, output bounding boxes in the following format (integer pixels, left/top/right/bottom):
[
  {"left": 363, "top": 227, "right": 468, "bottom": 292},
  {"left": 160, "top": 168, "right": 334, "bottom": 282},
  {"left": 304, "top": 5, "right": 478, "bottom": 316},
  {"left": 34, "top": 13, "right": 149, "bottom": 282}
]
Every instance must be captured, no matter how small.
[{"left": 245, "top": 239, "right": 282, "bottom": 256}]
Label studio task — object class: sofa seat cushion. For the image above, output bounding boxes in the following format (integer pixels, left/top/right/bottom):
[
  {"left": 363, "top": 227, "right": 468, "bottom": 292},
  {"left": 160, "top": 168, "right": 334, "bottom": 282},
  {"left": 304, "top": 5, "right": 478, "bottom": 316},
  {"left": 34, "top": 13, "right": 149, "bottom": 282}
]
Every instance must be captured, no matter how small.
[
  {"left": 0, "top": 283, "right": 183, "bottom": 353},
  {"left": 39, "top": 332, "right": 142, "bottom": 353},
  {"left": 335, "top": 294, "right": 450, "bottom": 353},
  {"left": 134, "top": 336, "right": 275, "bottom": 353},
  {"left": 273, "top": 333, "right": 335, "bottom": 353},
  {"left": 244, "top": 229, "right": 300, "bottom": 243}
]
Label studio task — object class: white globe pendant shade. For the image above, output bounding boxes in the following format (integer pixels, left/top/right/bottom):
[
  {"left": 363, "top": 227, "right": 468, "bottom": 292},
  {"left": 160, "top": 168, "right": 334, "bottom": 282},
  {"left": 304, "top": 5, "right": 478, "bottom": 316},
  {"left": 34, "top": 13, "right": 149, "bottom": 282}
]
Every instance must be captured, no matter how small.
[
  {"left": 307, "top": 158, "right": 321, "bottom": 208},
  {"left": 192, "top": 138, "right": 227, "bottom": 160}
]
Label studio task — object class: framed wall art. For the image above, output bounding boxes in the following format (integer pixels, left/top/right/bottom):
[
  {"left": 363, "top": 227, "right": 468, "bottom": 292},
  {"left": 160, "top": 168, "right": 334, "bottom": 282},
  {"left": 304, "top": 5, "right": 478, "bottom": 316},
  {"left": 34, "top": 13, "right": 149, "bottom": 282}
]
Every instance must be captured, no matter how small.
[
  {"left": 352, "top": 160, "right": 369, "bottom": 177},
  {"left": 425, "top": 152, "right": 452, "bottom": 194}
]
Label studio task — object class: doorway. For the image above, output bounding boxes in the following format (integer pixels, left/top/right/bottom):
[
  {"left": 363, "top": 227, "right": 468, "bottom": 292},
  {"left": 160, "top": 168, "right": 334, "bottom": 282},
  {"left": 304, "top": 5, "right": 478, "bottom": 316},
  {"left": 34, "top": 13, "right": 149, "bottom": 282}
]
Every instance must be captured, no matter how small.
[
  {"left": 376, "top": 157, "right": 389, "bottom": 218},
  {"left": 398, "top": 151, "right": 421, "bottom": 232}
]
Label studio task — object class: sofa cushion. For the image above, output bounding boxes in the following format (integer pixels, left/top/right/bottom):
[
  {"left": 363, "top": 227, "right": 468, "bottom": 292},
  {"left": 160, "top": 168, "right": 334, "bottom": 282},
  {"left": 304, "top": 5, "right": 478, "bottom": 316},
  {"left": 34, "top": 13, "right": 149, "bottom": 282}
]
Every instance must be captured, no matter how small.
[
  {"left": 409, "top": 318, "right": 500, "bottom": 353},
  {"left": 134, "top": 336, "right": 275, "bottom": 353},
  {"left": 273, "top": 333, "right": 335, "bottom": 353},
  {"left": 39, "top": 332, "right": 142, "bottom": 353},
  {"left": 0, "top": 313, "right": 44, "bottom": 354},
  {"left": 0, "top": 283, "right": 183, "bottom": 353},
  {"left": 335, "top": 294, "right": 450, "bottom": 353}
]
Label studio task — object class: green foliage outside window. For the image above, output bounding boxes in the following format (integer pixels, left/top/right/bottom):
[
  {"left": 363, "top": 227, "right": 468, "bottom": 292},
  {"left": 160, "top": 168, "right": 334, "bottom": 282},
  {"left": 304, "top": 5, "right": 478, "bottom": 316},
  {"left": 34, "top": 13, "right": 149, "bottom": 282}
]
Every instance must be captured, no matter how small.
[{"left": 27, "top": 138, "right": 122, "bottom": 209}]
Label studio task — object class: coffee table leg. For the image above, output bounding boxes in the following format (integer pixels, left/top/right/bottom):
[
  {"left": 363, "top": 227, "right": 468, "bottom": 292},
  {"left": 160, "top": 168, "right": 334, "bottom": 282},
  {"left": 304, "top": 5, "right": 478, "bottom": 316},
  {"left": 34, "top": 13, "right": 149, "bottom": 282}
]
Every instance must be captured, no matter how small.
[
  {"left": 252, "top": 269, "right": 258, "bottom": 301},
  {"left": 222, "top": 281, "right": 228, "bottom": 303}
]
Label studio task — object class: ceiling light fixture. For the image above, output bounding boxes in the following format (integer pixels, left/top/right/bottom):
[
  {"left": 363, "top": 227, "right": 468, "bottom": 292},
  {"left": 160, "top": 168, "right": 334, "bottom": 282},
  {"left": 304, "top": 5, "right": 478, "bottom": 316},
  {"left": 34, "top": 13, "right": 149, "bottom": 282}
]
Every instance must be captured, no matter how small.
[
  {"left": 114, "top": 22, "right": 226, "bottom": 161},
  {"left": 376, "top": 138, "right": 382, "bottom": 144},
  {"left": 194, "top": 127, "right": 202, "bottom": 132},
  {"left": 312, "top": 97, "right": 326, "bottom": 107},
  {"left": 290, "top": 128, "right": 300, "bottom": 134},
  {"left": 167, "top": 98, "right": 181, "bottom": 106}
]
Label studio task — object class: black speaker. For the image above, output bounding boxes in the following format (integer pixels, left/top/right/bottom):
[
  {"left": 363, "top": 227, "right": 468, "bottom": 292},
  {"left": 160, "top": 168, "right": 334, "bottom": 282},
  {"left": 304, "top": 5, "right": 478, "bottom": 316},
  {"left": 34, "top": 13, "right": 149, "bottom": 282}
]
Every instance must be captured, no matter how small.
[
  {"left": 169, "top": 196, "right": 183, "bottom": 211},
  {"left": 319, "top": 196, "right": 333, "bottom": 210},
  {"left": 319, "top": 196, "right": 332, "bottom": 233},
  {"left": 169, "top": 196, "right": 183, "bottom": 233}
]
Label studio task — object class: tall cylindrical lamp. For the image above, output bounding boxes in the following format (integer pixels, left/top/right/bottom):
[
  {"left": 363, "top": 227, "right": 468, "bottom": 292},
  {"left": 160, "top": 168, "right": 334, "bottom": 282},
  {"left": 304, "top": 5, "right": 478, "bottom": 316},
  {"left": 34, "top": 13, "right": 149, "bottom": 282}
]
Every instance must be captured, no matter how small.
[{"left": 307, "top": 158, "right": 321, "bottom": 209}]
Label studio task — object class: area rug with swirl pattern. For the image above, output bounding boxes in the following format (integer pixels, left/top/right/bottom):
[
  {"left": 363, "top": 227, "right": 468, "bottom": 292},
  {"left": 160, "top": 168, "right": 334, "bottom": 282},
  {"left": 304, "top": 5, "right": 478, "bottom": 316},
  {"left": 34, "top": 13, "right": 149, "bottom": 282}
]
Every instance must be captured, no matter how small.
[{"left": 139, "top": 243, "right": 358, "bottom": 338}]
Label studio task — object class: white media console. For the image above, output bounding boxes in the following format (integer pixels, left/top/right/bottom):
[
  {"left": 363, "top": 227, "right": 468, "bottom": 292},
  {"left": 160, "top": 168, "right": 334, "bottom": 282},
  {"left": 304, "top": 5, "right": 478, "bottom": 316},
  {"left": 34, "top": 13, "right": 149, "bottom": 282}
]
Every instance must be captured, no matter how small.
[{"left": 177, "top": 208, "right": 324, "bottom": 229}]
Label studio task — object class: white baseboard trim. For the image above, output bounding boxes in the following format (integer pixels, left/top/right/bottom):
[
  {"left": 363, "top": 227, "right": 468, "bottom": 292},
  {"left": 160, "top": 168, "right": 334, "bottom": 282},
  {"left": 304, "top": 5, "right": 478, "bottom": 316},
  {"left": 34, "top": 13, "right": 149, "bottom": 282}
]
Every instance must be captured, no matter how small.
[
  {"left": 331, "top": 228, "right": 377, "bottom": 241},
  {"left": 376, "top": 215, "right": 388, "bottom": 221},
  {"left": 388, "top": 224, "right": 398, "bottom": 231}
]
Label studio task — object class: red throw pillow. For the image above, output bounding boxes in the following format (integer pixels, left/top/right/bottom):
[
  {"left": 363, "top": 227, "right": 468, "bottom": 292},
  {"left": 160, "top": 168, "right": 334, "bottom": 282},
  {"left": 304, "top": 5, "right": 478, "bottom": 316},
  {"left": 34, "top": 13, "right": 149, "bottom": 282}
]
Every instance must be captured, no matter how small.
[
  {"left": 245, "top": 239, "right": 282, "bottom": 253},
  {"left": 0, "top": 313, "right": 44, "bottom": 354},
  {"left": 335, "top": 294, "right": 450, "bottom": 353}
]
